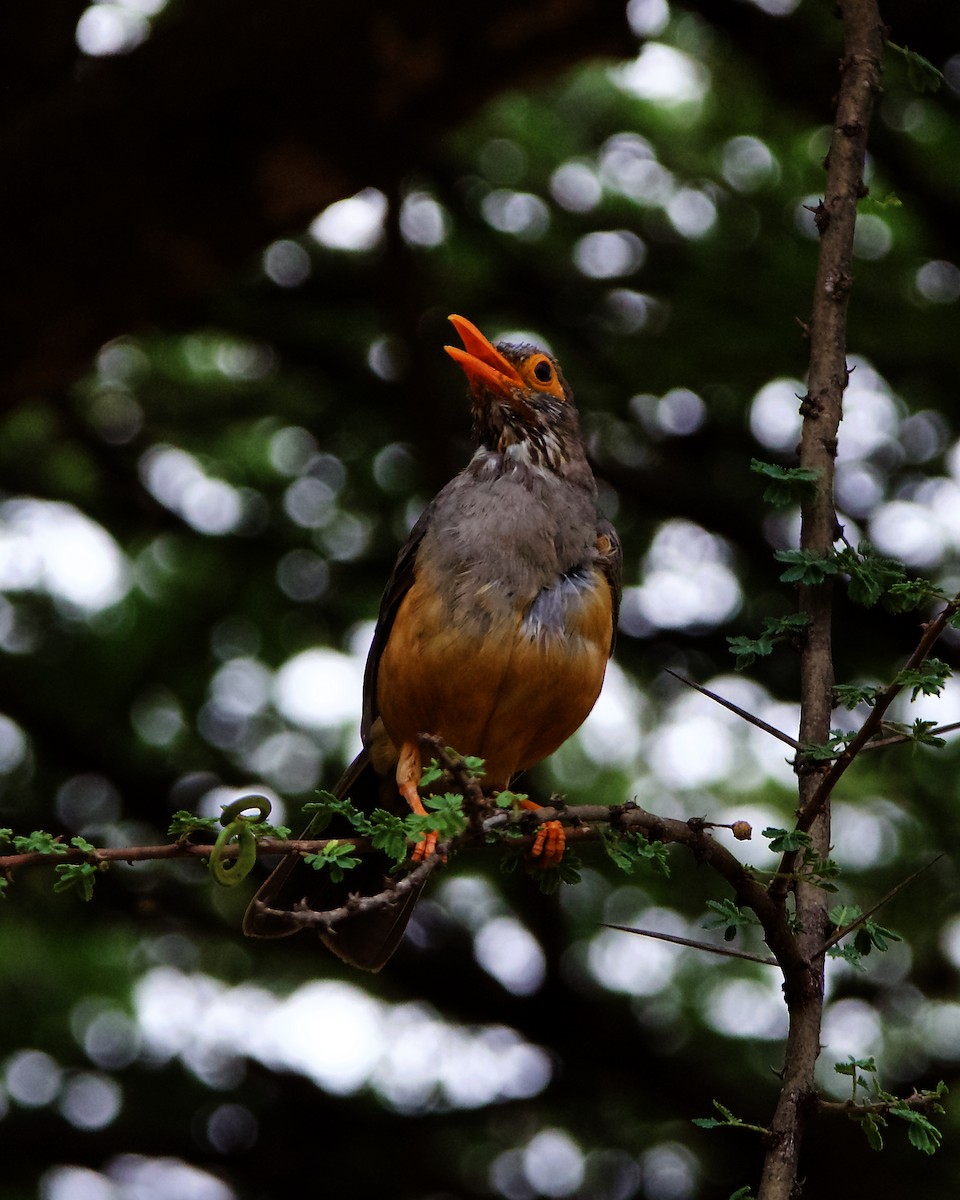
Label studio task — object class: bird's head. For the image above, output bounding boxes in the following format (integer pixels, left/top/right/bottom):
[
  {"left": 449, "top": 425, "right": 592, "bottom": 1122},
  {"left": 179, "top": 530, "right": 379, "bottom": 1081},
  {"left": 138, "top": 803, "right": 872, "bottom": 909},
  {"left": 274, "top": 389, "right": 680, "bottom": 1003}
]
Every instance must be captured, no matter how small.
[{"left": 444, "top": 314, "right": 584, "bottom": 471}]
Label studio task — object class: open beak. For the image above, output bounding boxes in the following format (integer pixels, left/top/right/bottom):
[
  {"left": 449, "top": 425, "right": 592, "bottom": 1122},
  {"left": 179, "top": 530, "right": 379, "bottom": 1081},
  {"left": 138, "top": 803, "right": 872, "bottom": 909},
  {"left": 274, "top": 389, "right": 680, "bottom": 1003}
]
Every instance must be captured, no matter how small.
[{"left": 445, "top": 314, "right": 525, "bottom": 398}]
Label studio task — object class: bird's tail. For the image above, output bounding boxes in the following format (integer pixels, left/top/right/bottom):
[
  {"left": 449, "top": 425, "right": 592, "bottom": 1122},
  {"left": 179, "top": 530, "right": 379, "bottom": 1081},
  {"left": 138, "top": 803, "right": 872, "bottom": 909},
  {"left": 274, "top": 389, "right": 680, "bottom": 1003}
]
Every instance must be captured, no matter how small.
[{"left": 242, "top": 750, "right": 421, "bottom": 971}]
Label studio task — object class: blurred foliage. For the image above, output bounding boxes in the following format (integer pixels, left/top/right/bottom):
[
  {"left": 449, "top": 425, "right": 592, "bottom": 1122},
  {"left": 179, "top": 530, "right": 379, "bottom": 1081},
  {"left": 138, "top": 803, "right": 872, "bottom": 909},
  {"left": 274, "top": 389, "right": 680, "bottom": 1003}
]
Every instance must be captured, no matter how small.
[{"left": 4, "top": 2, "right": 960, "bottom": 1199}]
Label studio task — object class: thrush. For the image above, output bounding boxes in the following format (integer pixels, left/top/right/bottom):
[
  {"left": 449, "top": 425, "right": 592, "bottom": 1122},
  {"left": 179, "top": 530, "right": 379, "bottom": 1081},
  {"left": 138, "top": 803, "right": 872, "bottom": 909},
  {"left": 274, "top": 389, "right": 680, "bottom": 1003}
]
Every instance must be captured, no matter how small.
[{"left": 243, "top": 314, "right": 622, "bottom": 969}]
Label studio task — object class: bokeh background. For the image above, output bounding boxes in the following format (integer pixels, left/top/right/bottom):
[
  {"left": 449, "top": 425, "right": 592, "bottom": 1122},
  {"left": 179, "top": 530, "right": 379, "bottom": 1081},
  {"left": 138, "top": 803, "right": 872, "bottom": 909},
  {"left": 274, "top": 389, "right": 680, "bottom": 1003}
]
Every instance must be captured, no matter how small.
[{"left": 4, "top": 1, "right": 960, "bottom": 1197}]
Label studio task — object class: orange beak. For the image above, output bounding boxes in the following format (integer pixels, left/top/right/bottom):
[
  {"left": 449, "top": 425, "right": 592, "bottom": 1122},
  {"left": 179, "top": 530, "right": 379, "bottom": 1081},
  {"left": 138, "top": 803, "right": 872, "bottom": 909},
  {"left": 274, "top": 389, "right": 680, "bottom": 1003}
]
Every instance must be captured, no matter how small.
[{"left": 445, "top": 314, "right": 525, "bottom": 398}]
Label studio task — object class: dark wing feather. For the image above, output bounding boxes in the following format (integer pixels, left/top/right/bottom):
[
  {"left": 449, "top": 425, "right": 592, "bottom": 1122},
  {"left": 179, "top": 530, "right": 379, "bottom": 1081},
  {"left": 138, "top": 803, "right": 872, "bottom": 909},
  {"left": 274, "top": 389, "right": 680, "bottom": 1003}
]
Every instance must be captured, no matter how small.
[
  {"left": 596, "top": 518, "right": 623, "bottom": 655},
  {"left": 242, "top": 748, "right": 423, "bottom": 970},
  {"left": 360, "top": 498, "right": 436, "bottom": 743}
]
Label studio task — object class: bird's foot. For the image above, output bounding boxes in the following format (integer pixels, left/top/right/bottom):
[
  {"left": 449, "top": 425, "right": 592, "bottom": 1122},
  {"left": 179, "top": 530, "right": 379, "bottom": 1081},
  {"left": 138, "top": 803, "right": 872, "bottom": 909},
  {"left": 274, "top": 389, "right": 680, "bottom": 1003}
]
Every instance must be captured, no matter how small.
[
  {"left": 529, "top": 819, "right": 565, "bottom": 867},
  {"left": 397, "top": 745, "right": 443, "bottom": 863},
  {"left": 411, "top": 830, "right": 439, "bottom": 862}
]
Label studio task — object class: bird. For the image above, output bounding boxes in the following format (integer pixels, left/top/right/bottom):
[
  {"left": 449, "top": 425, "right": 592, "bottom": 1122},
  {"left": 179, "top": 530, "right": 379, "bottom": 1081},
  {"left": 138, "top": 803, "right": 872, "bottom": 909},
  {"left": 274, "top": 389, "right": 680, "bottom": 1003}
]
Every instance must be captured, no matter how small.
[{"left": 243, "top": 314, "right": 622, "bottom": 970}]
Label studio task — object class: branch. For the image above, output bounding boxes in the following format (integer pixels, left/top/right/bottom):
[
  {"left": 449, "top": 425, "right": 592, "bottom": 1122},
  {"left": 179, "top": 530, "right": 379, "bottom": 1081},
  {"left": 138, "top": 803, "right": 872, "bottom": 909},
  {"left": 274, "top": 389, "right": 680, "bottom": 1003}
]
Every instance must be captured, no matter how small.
[
  {"left": 758, "top": 4, "right": 885, "bottom": 1199},
  {"left": 796, "top": 601, "right": 958, "bottom": 831}
]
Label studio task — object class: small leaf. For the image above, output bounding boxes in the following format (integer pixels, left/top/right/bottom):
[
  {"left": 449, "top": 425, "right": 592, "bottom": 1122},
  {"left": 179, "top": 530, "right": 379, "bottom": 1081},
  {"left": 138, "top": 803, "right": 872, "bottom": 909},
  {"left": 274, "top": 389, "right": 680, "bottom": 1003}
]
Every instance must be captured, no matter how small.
[
  {"left": 750, "top": 459, "right": 821, "bottom": 508},
  {"left": 368, "top": 809, "right": 409, "bottom": 863},
  {"left": 775, "top": 549, "right": 841, "bottom": 586},
  {"left": 833, "top": 682, "right": 879, "bottom": 710},
  {"left": 303, "top": 840, "right": 361, "bottom": 883},
  {"left": 895, "top": 658, "right": 951, "bottom": 702},
  {"left": 829, "top": 904, "right": 862, "bottom": 929},
  {"left": 891, "top": 1107, "right": 943, "bottom": 1155},
  {"left": 762, "top": 827, "right": 812, "bottom": 853},
  {"left": 168, "top": 811, "right": 221, "bottom": 838},
  {"left": 53, "top": 861, "right": 97, "bottom": 901},
  {"left": 860, "top": 1114, "right": 884, "bottom": 1152},
  {"left": 887, "top": 577, "right": 944, "bottom": 613},
  {"left": 12, "top": 831, "right": 69, "bottom": 855}
]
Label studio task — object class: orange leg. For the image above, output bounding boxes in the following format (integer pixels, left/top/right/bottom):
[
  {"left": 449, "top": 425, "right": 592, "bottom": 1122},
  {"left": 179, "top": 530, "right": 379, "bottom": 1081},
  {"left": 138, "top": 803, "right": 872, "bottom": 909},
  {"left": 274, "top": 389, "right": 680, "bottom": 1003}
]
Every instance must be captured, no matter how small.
[
  {"left": 520, "top": 799, "right": 565, "bottom": 866},
  {"left": 397, "top": 740, "right": 438, "bottom": 862}
]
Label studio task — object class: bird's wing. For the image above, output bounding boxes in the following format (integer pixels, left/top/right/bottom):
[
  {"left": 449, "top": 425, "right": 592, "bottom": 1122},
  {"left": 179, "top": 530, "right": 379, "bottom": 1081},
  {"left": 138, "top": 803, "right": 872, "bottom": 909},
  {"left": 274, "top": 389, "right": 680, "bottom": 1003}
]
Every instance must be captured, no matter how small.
[
  {"left": 596, "top": 518, "right": 623, "bottom": 655},
  {"left": 360, "top": 497, "right": 437, "bottom": 744}
]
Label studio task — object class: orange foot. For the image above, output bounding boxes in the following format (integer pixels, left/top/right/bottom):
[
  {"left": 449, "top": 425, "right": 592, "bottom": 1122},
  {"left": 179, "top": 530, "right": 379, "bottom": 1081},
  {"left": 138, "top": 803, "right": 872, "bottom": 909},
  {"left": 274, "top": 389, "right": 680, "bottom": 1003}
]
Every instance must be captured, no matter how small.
[
  {"left": 521, "top": 800, "right": 566, "bottom": 867},
  {"left": 398, "top": 739, "right": 441, "bottom": 863}
]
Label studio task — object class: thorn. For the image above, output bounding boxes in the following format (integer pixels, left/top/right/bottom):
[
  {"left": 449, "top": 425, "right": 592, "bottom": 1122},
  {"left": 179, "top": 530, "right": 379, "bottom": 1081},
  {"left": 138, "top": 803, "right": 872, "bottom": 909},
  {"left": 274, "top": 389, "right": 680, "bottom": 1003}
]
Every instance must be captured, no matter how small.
[{"left": 664, "top": 669, "right": 801, "bottom": 750}]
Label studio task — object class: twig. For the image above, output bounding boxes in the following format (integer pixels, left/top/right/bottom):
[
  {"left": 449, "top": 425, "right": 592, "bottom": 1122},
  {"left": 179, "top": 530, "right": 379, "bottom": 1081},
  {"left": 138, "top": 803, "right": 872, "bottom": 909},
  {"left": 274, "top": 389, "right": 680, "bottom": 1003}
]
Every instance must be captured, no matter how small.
[
  {"left": 863, "top": 718, "right": 960, "bottom": 752},
  {"left": 795, "top": 601, "right": 958, "bottom": 833}
]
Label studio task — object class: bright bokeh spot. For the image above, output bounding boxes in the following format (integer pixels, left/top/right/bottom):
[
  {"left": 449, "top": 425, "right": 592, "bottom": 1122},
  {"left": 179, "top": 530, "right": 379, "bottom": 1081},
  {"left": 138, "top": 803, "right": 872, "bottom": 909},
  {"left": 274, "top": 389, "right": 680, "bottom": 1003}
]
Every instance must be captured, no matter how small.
[
  {"left": 273, "top": 646, "right": 364, "bottom": 731},
  {"left": 309, "top": 188, "right": 388, "bottom": 251},
  {"left": 0, "top": 499, "right": 129, "bottom": 613},
  {"left": 614, "top": 44, "right": 709, "bottom": 105}
]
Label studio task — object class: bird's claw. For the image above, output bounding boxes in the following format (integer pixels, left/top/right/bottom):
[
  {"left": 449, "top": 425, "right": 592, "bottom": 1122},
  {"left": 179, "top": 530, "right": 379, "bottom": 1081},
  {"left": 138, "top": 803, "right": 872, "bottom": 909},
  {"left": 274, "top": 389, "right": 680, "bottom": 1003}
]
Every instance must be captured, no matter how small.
[
  {"left": 530, "top": 819, "right": 565, "bottom": 867},
  {"left": 411, "top": 830, "right": 439, "bottom": 863}
]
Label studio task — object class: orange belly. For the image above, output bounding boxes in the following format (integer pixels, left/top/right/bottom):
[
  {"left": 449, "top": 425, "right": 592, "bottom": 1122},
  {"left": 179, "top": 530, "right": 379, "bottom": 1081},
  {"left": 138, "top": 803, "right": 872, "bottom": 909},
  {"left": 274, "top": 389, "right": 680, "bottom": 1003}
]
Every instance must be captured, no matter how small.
[{"left": 375, "top": 568, "right": 613, "bottom": 789}]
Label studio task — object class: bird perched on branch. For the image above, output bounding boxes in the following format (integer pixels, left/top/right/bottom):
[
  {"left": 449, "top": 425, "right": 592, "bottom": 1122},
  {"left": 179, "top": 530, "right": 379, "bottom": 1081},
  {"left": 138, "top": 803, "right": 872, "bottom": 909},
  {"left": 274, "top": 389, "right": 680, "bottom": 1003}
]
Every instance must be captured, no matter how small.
[{"left": 244, "top": 314, "right": 621, "bottom": 969}]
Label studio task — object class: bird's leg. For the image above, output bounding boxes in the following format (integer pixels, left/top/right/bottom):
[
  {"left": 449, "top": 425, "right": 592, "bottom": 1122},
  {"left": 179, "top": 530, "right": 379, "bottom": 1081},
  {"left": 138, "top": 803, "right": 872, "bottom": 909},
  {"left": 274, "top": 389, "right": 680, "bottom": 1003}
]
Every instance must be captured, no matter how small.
[
  {"left": 519, "top": 799, "right": 565, "bottom": 866},
  {"left": 396, "top": 740, "right": 439, "bottom": 862}
]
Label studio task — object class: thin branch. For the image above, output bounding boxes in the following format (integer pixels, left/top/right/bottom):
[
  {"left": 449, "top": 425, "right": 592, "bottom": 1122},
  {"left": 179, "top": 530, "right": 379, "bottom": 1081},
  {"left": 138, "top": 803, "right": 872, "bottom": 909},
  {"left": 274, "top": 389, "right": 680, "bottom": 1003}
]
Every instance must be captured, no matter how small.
[
  {"left": 250, "top": 838, "right": 451, "bottom": 932},
  {"left": 796, "top": 601, "right": 958, "bottom": 832},
  {"left": 861, "top": 719, "right": 960, "bottom": 752},
  {"left": 664, "top": 669, "right": 801, "bottom": 750},
  {"left": 602, "top": 922, "right": 778, "bottom": 966},
  {"left": 818, "top": 1091, "right": 944, "bottom": 1117}
]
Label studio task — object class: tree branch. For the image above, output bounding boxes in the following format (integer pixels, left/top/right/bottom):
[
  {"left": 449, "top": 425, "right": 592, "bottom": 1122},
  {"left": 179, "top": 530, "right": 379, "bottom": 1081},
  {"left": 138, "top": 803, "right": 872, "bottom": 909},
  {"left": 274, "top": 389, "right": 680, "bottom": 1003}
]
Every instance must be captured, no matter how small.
[{"left": 757, "top": 5, "right": 884, "bottom": 1198}]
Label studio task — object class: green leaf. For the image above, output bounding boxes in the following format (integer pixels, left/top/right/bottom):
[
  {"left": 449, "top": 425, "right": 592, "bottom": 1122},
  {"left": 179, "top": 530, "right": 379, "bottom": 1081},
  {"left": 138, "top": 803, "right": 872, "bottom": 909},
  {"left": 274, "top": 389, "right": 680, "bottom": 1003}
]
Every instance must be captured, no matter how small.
[
  {"left": 703, "top": 898, "right": 759, "bottom": 936},
  {"left": 887, "top": 41, "right": 943, "bottom": 93},
  {"left": 836, "top": 545, "right": 906, "bottom": 608},
  {"left": 368, "top": 809, "right": 409, "bottom": 863},
  {"left": 890, "top": 1107, "right": 943, "bottom": 1155},
  {"left": 862, "top": 192, "right": 902, "bottom": 212},
  {"left": 762, "top": 827, "right": 812, "bottom": 853},
  {"left": 750, "top": 459, "right": 821, "bottom": 507},
  {"left": 728, "top": 1189, "right": 755, "bottom": 1200},
  {"left": 404, "top": 793, "right": 467, "bottom": 842},
  {"left": 829, "top": 904, "right": 862, "bottom": 929},
  {"left": 53, "top": 861, "right": 98, "bottom": 901},
  {"left": 774, "top": 549, "right": 841, "bottom": 586},
  {"left": 495, "top": 789, "right": 530, "bottom": 809},
  {"left": 835, "top": 1055, "right": 876, "bottom": 1076},
  {"left": 419, "top": 762, "right": 444, "bottom": 788},
  {"left": 886, "top": 578, "right": 945, "bottom": 613},
  {"left": 860, "top": 1113, "right": 884, "bottom": 1151},
  {"left": 70, "top": 835, "right": 98, "bottom": 854},
  {"left": 833, "top": 682, "right": 879, "bottom": 710},
  {"left": 602, "top": 830, "right": 670, "bottom": 877},
  {"left": 12, "top": 831, "right": 69, "bottom": 855},
  {"left": 534, "top": 853, "right": 582, "bottom": 893},
  {"left": 802, "top": 730, "right": 856, "bottom": 761},
  {"left": 726, "top": 633, "right": 773, "bottom": 670},
  {"left": 895, "top": 658, "right": 951, "bottom": 702},
  {"left": 168, "top": 811, "right": 220, "bottom": 838},
  {"left": 303, "top": 839, "right": 361, "bottom": 883},
  {"left": 727, "top": 612, "right": 809, "bottom": 670},
  {"left": 827, "top": 943, "right": 865, "bottom": 970}
]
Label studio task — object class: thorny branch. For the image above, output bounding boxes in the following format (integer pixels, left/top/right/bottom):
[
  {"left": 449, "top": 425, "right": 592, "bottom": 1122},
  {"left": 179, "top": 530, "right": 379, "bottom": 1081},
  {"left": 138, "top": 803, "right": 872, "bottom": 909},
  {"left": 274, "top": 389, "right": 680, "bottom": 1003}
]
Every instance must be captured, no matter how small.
[{"left": 758, "top": 4, "right": 885, "bottom": 1200}]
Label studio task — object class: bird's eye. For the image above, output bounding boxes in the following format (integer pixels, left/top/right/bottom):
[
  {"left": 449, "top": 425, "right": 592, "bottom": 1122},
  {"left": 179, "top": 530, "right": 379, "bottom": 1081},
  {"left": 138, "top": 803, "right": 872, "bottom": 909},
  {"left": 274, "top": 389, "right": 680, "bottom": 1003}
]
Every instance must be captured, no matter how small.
[{"left": 533, "top": 359, "right": 553, "bottom": 383}]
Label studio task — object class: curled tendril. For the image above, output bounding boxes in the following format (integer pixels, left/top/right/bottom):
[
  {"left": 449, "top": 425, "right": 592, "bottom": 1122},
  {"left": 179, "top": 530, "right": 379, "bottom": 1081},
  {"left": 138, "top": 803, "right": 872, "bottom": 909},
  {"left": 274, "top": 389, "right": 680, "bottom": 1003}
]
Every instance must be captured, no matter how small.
[{"left": 209, "top": 795, "right": 273, "bottom": 886}]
